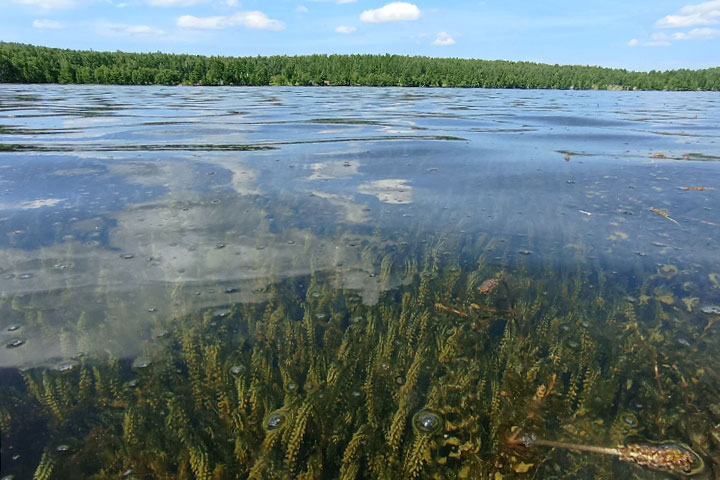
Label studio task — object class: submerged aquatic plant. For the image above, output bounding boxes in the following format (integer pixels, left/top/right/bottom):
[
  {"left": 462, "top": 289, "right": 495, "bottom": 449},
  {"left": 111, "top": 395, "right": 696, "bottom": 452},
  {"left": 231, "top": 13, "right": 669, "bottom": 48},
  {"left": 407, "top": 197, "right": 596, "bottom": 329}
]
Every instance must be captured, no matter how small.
[{"left": 1, "top": 236, "right": 720, "bottom": 480}]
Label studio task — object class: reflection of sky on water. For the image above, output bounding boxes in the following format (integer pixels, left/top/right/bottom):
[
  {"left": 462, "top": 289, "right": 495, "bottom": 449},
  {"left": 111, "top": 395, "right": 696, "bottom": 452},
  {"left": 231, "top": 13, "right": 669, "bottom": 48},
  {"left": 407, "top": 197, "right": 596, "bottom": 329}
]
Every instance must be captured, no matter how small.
[{"left": 1, "top": 85, "right": 719, "bottom": 367}]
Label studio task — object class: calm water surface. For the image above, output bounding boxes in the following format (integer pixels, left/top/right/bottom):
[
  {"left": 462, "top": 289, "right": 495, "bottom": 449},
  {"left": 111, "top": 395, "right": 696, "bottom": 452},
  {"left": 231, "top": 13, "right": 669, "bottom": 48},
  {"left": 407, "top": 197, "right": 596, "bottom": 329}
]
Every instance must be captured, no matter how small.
[{"left": 1, "top": 85, "right": 719, "bottom": 479}]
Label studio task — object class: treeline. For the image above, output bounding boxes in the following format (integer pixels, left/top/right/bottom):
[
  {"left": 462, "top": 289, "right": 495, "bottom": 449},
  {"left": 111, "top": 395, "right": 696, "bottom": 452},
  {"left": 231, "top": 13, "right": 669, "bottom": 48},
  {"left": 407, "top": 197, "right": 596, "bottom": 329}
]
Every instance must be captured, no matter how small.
[{"left": 1, "top": 42, "right": 719, "bottom": 90}]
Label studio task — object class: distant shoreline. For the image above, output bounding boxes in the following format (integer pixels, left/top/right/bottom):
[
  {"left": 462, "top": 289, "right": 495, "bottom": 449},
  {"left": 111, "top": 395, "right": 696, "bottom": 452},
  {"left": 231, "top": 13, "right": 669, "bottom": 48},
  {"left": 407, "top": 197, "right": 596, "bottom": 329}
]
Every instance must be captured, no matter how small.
[{"left": 2, "top": 42, "right": 718, "bottom": 91}]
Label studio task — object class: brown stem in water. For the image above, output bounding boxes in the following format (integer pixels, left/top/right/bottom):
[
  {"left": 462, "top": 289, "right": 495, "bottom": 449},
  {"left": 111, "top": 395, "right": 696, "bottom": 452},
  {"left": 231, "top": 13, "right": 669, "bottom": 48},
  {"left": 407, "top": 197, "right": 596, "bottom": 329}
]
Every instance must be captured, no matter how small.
[
  {"left": 531, "top": 438, "right": 619, "bottom": 456},
  {"left": 515, "top": 434, "right": 702, "bottom": 475}
]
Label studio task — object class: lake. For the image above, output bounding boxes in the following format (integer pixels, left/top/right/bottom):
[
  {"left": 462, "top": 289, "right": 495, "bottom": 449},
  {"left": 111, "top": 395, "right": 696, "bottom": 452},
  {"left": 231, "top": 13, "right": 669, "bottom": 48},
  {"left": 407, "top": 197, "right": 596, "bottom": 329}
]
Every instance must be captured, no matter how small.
[{"left": 1, "top": 85, "right": 719, "bottom": 479}]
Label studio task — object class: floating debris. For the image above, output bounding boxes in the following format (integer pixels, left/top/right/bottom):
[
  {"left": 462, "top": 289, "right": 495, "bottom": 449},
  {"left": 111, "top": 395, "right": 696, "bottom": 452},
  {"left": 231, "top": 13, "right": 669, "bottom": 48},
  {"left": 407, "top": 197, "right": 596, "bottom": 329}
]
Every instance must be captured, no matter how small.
[
  {"left": 514, "top": 435, "right": 704, "bottom": 476},
  {"left": 477, "top": 278, "right": 500, "bottom": 294},
  {"left": 650, "top": 207, "right": 679, "bottom": 225},
  {"left": 700, "top": 305, "right": 720, "bottom": 315}
]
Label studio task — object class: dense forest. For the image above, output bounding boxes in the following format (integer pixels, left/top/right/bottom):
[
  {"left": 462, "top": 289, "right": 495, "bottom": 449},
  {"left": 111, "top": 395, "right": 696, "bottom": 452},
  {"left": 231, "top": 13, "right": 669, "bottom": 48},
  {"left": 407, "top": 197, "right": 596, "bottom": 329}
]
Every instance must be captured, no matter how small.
[{"left": 1, "top": 42, "right": 719, "bottom": 90}]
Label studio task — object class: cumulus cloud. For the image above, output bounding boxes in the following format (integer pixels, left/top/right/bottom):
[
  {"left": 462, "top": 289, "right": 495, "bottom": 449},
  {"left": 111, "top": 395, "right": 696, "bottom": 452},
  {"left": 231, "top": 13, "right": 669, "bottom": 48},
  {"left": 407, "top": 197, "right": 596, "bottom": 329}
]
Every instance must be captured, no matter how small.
[
  {"left": 98, "top": 22, "right": 165, "bottom": 36},
  {"left": 335, "top": 25, "right": 356, "bottom": 33},
  {"left": 13, "top": 0, "right": 76, "bottom": 9},
  {"left": 177, "top": 11, "right": 285, "bottom": 30},
  {"left": 360, "top": 2, "right": 420, "bottom": 22},
  {"left": 433, "top": 32, "right": 455, "bottom": 45},
  {"left": 33, "top": 19, "right": 64, "bottom": 28},
  {"left": 672, "top": 26, "right": 720, "bottom": 39},
  {"left": 627, "top": 33, "right": 671, "bottom": 47},
  {"left": 656, "top": 0, "right": 720, "bottom": 28}
]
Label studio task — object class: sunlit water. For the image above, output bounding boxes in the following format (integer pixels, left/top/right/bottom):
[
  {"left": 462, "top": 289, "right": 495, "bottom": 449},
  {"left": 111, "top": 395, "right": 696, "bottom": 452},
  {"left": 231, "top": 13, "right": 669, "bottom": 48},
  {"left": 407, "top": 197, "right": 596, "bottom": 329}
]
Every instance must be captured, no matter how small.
[{"left": 1, "top": 85, "right": 719, "bottom": 479}]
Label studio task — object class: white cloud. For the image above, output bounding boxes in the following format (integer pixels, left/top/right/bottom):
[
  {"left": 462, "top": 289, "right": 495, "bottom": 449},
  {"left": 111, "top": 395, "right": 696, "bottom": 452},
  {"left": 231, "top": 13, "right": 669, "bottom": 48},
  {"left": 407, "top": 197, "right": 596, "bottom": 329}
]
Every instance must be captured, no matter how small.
[
  {"left": 13, "top": 0, "right": 76, "bottom": 9},
  {"left": 646, "top": 32, "right": 671, "bottom": 45},
  {"left": 33, "top": 19, "right": 64, "bottom": 28},
  {"left": 147, "top": 0, "right": 207, "bottom": 5},
  {"left": 672, "top": 26, "right": 720, "bottom": 39},
  {"left": 433, "top": 32, "right": 455, "bottom": 45},
  {"left": 98, "top": 22, "right": 165, "bottom": 36},
  {"left": 177, "top": 15, "right": 225, "bottom": 28},
  {"left": 627, "top": 32, "right": 671, "bottom": 47},
  {"left": 335, "top": 25, "right": 356, "bottom": 33},
  {"left": 126, "top": 24, "right": 164, "bottom": 35},
  {"left": 296, "top": 5, "right": 308, "bottom": 13},
  {"left": 177, "top": 10, "right": 285, "bottom": 30},
  {"left": 656, "top": 0, "right": 720, "bottom": 28},
  {"left": 360, "top": 2, "right": 420, "bottom": 22}
]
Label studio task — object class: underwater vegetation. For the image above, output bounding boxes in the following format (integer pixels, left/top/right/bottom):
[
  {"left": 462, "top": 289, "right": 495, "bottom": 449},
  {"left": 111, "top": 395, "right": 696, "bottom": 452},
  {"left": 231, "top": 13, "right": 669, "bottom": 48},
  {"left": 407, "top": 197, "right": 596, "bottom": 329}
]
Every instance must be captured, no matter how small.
[{"left": 1, "top": 238, "right": 720, "bottom": 480}]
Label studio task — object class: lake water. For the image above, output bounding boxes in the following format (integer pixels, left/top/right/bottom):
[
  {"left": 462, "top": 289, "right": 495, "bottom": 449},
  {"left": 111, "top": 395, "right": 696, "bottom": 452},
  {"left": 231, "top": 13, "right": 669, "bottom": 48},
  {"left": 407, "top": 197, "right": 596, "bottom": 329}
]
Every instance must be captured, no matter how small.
[{"left": 1, "top": 85, "right": 719, "bottom": 479}]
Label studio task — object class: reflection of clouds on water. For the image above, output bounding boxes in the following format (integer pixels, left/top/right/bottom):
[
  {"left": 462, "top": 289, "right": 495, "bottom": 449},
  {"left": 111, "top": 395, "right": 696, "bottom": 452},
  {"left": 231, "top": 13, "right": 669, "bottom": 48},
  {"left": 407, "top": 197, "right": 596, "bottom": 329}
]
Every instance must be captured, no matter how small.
[
  {"left": 52, "top": 168, "right": 104, "bottom": 176},
  {"left": 0, "top": 198, "right": 66, "bottom": 210},
  {"left": 306, "top": 160, "right": 360, "bottom": 181},
  {"left": 0, "top": 212, "right": 403, "bottom": 366},
  {"left": 21, "top": 198, "right": 66, "bottom": 209},
  {"left": 314, "top": 148, "right": 366, "bottom": 157},
  {"left": 106, "top": 160, "right": 195, "bottom": 190},
  {"left": 358, "top": 179, "right": 413, "bottom": 204},
  {"left": 0, "top": 155, "right": 410, "bottom": 367},
  {"left": 308, "top": 191, "right": 368, "bottom": 224},
  {"left": 380, "top": 125, "right": 415, "bottom": 135},
  {"left": 3, "top": 85, "right": 720, "bottom": 370},
  {"left": 209, "top": 157, "right": 262, "bottom": 196}
]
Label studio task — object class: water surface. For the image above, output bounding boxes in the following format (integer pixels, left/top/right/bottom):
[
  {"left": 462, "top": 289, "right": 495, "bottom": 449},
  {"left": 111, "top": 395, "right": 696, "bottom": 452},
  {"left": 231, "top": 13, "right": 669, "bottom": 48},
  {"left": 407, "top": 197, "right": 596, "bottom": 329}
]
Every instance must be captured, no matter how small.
[{"left": 1, "top": 85, "right": 719, "bottom": 479}]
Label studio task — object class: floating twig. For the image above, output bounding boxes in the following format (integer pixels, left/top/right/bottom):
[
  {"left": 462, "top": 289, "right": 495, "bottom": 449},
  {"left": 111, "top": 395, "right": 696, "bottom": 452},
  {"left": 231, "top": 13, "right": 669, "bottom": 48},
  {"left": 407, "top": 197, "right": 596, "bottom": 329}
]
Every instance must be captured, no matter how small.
[
  {"left": 514, "top": 433, "right": 704, "bottom": 476},
  {"left": 650, "top": 207, "right": 679, "bottom": 225}
]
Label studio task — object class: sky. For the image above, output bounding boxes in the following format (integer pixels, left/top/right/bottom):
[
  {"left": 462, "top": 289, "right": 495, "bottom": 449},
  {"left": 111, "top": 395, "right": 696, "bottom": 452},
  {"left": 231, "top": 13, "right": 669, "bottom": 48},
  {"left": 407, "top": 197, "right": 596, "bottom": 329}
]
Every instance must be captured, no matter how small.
[{"left": 1, "top": 0, "right": 719, "bottom": 71}]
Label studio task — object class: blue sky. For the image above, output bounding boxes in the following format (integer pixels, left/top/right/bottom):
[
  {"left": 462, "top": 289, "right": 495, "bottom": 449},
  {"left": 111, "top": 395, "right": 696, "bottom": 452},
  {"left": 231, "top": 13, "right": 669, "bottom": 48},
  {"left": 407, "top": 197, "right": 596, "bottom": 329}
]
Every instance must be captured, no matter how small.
[{"left": 1, "top": 0, "right": 719, "bottom": 71}]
